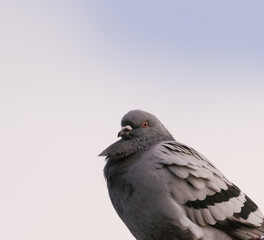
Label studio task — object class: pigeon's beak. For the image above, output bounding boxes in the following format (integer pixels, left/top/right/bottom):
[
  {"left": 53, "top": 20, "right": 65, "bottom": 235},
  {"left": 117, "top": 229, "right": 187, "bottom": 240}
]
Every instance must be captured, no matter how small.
[{"left": 118, "top": 125, "right": 133, "bottom": 138}]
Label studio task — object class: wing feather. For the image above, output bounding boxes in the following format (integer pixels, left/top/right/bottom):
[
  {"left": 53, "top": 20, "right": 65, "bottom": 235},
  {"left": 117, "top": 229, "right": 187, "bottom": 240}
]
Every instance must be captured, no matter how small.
[
  {"left": 154, "top": 141, "right": 264, "bottom": 233},
  {"left": 201, "top": 207, "right": 217, "bottom": 225}
]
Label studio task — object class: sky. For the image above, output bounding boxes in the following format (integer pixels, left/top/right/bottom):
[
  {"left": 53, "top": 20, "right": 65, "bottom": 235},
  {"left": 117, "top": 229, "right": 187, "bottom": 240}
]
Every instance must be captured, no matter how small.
[{"left": 0, "top": 1, "right": 264, "bottom": 239}]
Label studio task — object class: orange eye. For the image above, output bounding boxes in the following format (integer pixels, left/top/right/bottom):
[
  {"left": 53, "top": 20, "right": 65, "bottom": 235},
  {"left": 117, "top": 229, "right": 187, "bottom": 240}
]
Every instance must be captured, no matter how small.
[{"left": 142, "top": 121, "right": 149, "bottom": 128}]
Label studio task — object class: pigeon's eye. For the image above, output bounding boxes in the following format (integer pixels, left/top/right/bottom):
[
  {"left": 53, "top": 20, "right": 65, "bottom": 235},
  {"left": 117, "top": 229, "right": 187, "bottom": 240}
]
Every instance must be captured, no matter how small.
[{"left": 141, "top": 121, "right": 149, "bottom": 128}]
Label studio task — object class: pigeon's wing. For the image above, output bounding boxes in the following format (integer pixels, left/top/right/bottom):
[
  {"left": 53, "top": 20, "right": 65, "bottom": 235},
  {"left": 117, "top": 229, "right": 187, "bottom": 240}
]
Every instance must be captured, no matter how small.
[{"left": 154, "top": 141, "right": 264, "bottom": 238}]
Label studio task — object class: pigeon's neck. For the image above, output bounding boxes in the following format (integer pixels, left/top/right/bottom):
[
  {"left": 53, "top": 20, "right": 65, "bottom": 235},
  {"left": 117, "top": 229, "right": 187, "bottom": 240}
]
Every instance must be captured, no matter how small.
[
  {"left": 102, "top": 135, "right": 174, "bottom": 185},
  {"left": 100, "top": 135, "right": 174, "bottom": 161}
]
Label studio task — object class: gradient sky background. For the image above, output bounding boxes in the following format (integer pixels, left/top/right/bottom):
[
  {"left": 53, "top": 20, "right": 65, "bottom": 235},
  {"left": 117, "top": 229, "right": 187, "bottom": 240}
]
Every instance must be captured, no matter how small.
[{"left": 1, "top": 1, "right": 264, "bottom": 239}]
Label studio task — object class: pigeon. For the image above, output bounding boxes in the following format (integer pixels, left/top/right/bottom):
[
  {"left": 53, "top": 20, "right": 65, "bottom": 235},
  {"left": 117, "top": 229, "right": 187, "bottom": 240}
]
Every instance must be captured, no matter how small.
[{"left": 99, "top": 110, "right": 264, "bottom": 240}]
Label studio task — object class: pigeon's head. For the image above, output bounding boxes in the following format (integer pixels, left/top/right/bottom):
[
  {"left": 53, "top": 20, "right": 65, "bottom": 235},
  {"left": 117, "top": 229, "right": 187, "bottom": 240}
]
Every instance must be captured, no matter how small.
[{"left": 118, "top": 110, "right": 173, "bottom": 140}]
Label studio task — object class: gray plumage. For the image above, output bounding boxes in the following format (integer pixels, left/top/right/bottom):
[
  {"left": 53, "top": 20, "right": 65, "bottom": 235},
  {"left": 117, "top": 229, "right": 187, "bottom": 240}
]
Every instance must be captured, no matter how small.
[{"left": 99, "top": 110, "right": 264, "bottom": 240}]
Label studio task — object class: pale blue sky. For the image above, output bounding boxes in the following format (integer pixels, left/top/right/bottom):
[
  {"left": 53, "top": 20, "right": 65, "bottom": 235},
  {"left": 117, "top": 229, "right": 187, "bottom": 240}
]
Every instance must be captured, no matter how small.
[{"left": 0, "top": 1, "right": 264, "bottom": 240}]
